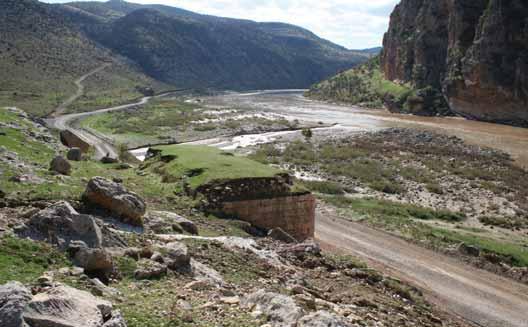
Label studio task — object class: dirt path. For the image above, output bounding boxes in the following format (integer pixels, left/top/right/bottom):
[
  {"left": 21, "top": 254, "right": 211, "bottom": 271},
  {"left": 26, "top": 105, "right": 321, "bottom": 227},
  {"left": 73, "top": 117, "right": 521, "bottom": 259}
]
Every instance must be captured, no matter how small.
[
  {"left": 53, "top": 63, "right": 111, "bottom": 116},
  {"left": 316, "top": 207, "right": 528, "bottom": 327}
]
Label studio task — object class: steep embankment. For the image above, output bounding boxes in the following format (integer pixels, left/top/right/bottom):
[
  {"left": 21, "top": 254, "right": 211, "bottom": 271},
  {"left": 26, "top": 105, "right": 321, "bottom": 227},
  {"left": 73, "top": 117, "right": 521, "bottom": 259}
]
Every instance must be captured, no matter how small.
[{"left": 310, "top": 0, "right": 528, "bottom": 126}]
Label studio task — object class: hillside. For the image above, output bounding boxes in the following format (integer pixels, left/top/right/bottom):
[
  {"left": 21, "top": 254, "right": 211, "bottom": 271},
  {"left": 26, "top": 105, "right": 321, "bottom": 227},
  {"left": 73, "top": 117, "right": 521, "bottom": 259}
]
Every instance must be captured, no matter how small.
[
  {"left": 0, "top": 0, "right": 160, "bottom": 117},
  {"left": 309, "top": 0, "right": 528, "bottom": 126},
  {"left": 63, "top": 0, "right": 368, "bottom": 90}
]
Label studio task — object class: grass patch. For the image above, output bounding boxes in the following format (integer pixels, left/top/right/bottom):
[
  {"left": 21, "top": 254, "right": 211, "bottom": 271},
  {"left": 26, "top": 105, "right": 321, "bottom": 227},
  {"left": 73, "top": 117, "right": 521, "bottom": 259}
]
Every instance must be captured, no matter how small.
[
  {"left": 431, "top": 229, "right": 528, "bottom": 267},
  {"left": 0, "top": 236, "right": 70, "bottom": 284},
  {"left": 325, "top": 196, "right": 465, "bottom": 223},
  {"left": 147, "top": 145, "right": 281, "bottom": 189}
]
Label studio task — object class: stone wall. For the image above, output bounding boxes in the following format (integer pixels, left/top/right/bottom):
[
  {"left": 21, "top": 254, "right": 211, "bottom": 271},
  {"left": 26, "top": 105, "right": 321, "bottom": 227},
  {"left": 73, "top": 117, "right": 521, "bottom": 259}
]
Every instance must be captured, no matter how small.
[
  {"left": 60, "top": 130, "right": 91, "bottom": 153},
  {"left": 220, "top": 193, "right": 316, "bottom": 241}
]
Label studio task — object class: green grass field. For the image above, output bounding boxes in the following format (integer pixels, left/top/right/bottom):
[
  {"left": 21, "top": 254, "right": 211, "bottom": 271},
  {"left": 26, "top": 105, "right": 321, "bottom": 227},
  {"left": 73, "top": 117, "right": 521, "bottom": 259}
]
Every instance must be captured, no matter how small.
[{"left": 149, "top": 145, "right": 281, "bottom": 189}]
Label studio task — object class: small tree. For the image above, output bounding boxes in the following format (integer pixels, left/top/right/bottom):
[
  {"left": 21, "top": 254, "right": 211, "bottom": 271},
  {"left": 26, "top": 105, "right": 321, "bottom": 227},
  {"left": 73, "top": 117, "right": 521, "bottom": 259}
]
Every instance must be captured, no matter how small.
[{"left": 301, "top": 128, "right": 313, "bottom": 141}]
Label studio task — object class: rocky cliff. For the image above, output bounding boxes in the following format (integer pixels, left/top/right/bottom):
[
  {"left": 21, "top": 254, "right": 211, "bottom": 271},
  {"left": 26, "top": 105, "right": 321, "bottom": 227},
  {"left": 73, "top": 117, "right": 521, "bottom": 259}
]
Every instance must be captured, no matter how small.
[{"left": 382, "top": 0, "right": 528, "bottom": 126}]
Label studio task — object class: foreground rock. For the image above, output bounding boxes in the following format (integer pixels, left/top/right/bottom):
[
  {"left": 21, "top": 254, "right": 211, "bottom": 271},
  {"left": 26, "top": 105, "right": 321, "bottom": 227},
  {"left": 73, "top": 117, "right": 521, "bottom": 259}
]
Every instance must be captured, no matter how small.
[
  {"left": 71, "top": 245, "right": 114, "bottom": 281},
  {"left": 25, "top": 201, "right": 103, "bottom": 249},
  {"left": 83, "top": 177, "right": 146, "bottom": 226},
  {"left": 50, "top": 156, "right": 72, "bottom": 175},
  {"left": 0, "top": 282, "right": 125, "bottom": 327},
  {"left": 0, "top": 282, "right": 32, "bottom": 327},
  {"left": 242, "top": 290, "right": 304, "bottom": 326},
  {"left": 60, "top": 129, "right": 90, "bottom": 153}
]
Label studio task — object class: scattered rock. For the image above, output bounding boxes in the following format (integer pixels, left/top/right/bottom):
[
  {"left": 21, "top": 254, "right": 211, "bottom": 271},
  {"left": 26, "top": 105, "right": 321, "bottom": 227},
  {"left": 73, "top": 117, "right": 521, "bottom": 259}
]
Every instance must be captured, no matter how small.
[
  {"left": 134, "top": 259, "right": 167, "bottom": 280},
  {"left": 82, "top": 177, "right": 146, "bottom": 226},
  {"left": 50, "top": 156, "right": 72, "bottom": 175},
  {"left": 191, "top": 259, "right": 225, "bottom": 286},
  {"left": 157, "top": 242, "right": 190, "bottom": 270},
  {"left": 242, "top": 290, "right": 304, "bottom": 327},
  {"left": 101, "top": 156, "right": 119, "bottom": 164},
  {"left": 184, "top": 280, "right": 212, "bottom": 291},
  {"left": 457, "top": 243, "right": 481, "bottom": 257},
  {"left": 297, "top": 311, "right": 350, "bottom": 327},
  {"left": 0, "top": 189, "right": 5, "bottom": 198},
  {"left": 26, "top": 201, "right": 103, "bottom": 249},
  {"left": 268, "top": 227, "right": 297, "bottom": 243},
  {"left": 73, "top": 247, "right": 114, "bottom": 280},
  {"left": 102, "top": 311, "right": 127, "bottom": 327},
  {"left": 0, "top": 281, "right": 32, "bottom": 327},
  {"left": 116, "top": 163, "right": 133, "bottom": 170},
  {"left": 23, "top": 284, "right": 120, "bottom": 327},
  {"left": 145, "top": 211, "right": 198, "bottom": 235},
  {"left": 220, "top": 296, "right": 240, "bottom": 305},
  {"left": 67, "top": 147, "right": 83, "bottom": 161}
]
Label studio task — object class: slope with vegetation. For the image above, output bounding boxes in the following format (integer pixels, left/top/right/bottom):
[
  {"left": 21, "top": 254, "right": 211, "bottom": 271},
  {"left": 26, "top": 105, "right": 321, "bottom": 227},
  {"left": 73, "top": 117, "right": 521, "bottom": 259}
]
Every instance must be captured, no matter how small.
[
  {"left": 0, "top": 0, "right": 160, "bottom": 117},
  {"left": 65, "top": 0, "right": 368, "bottom": 90},
  {"left": 0, "top": 105, "right": 471, "bottom": 327}
]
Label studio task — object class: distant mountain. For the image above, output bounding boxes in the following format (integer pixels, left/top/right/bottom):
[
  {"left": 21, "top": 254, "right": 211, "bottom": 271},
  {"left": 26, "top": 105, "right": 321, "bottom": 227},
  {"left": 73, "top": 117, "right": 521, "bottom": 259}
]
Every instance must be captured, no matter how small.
[
  {"left": 59, "top": 0, "right": 368, "bottom": 90},
  {"left": 0, "top": 0, "right": 160, "bottom": 116},
  {"left": 356, "top": 47, "right": 382, "bottom": 56}
]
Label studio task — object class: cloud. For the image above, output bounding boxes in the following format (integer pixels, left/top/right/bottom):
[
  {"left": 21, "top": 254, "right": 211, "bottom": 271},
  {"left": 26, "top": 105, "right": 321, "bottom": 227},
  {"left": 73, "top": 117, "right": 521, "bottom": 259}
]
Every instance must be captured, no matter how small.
[{"left": 41, "top": 0, "right": 399, "bottom": 49}]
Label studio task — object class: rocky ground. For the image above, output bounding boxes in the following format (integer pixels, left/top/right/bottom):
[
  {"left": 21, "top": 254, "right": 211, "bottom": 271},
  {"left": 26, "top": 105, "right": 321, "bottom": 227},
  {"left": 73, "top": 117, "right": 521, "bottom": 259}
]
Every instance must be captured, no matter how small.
[{"left": 0, "top": 106, "right": 473, "bottom": 326}]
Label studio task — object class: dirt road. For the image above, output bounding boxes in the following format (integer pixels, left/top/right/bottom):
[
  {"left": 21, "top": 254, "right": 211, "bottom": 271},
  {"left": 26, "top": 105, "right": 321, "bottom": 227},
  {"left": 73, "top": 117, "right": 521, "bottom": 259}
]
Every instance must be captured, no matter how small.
[
  {"left": 316, "top": 207, "right": 528, "bottom": 327},
  {"left": 53, "top": 63, "right": 112, "bottom": 116}
]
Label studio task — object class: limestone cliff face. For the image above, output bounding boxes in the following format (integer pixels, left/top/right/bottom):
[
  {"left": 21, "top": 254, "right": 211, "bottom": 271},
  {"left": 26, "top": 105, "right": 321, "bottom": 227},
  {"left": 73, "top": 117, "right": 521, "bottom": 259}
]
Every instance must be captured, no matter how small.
[{"left": 382, "top": 0, "right": 528, "bottom": 126}]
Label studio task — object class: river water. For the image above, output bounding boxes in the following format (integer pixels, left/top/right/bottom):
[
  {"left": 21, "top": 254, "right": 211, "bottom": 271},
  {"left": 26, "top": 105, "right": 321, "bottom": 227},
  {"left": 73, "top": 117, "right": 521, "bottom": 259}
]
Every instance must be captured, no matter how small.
[{"left": 198, "top": 90, "right": 528, "bottom": 168}]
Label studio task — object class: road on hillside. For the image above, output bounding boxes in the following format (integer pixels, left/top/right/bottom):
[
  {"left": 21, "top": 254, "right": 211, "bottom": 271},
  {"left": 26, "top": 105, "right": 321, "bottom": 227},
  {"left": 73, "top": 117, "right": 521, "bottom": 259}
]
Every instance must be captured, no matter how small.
[
  {"left": 54, "top": 63, "right": 112, "bottom": 117},
  {"left": 46, "top": 95, "right": 153, "bottom": 159},
  {"left": 316, "top": 207, "right": 528, "bottom": 327}
]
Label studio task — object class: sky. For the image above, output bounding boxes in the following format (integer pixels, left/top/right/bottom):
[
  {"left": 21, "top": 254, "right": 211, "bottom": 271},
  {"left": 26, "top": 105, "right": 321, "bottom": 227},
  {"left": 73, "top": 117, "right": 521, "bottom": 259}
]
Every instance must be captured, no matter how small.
[{"left": 41, "top": 0, "right": 399, "bottom": 49}]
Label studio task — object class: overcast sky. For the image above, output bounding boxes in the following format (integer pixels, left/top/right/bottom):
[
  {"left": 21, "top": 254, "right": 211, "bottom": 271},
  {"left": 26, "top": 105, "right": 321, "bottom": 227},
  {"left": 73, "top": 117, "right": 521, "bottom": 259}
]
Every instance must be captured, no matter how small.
[{"left": 41, "top": 0, "right": 399, "bottom": 49}]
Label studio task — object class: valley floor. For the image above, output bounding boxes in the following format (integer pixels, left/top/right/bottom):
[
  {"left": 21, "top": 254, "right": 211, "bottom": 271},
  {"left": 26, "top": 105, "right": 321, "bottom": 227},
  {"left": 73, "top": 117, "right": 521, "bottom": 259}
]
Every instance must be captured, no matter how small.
[{"left": 1, "top": 88, "right": 528, "bottom": 326}]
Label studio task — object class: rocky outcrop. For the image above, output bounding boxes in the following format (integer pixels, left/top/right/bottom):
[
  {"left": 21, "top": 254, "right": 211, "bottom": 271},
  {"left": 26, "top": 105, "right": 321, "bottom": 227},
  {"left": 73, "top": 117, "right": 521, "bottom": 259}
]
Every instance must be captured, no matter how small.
[
  {"left": 82, "top": 177, "right": 146, "bottom": 226},
  {"left": 26, "top": 201, "right": 103, "bottom": 249},
  {"left": 0, "top": 282, "right": 126, "bottom": 327},
  {"left": 145, "top": 211, "right": 198, "bottom": 235},
  {"left": 381, "top": 0, "right": 528, "bottom": 126}
]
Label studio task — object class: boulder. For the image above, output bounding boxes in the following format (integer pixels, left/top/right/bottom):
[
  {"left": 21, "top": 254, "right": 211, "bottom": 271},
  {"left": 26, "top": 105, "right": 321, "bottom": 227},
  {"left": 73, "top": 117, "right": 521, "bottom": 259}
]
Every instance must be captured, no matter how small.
[
  {"left": 145, "top": 211, "right": 198, "bottom": 235},
  {"left": 67, "top": 147, "right": 83, "bottom": 161},
  {"left": 50, "top": 156, "right": 72, "bottom": 175},
  {"left": 0, "top": 281, "right": 32, "bottom": 327},
  {"left": 0, "top": 189, "right": 5, "bottom": 199},
  {"left": 73, "top": 247, "right": 114, "bottom": 279},
  {"left": 23, "top": 284, "right": 118, "bottom": 327},
  {"left": 60, "top": 130, "right": 90, "bottom": 153},
  {"left": 101, "top": 156, "right": 119, "bottom": 164},
  {"left": 297, "top": 311, "right": 351, "bottom": 327},
  {"left": 156, "top": 242, "right": 190, "bottom": 270},
  {"left": 102, "top": 311, "right": 127, "bottom": 327},
  {"left": 457, "top": 243, "right": 480, "bottom": 257},
  {"left": 268, "top": 228, "right": 297, "bottom": 244},
  {"left": 134, "top": 259, "right": 167, "bottom": 280},
  {"left": 27, "top": 201, "right": 103, "bottom": 249},
  {"left": 82, "top": 177, "right": 146, "bottom": 226},
  {"left": 241, "top": 290, "right": 304, "bottom": 327}
]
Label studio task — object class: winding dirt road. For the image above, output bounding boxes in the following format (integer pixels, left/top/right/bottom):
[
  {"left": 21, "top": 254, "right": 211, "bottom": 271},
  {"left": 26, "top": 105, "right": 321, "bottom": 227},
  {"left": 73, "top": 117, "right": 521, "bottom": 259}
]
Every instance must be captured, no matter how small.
[
  {"left": 316, "top": 207, "right": 528, "bottom": 327},
  {"left": 54, "top": 63, "right": 112, "bottom": 117}
]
